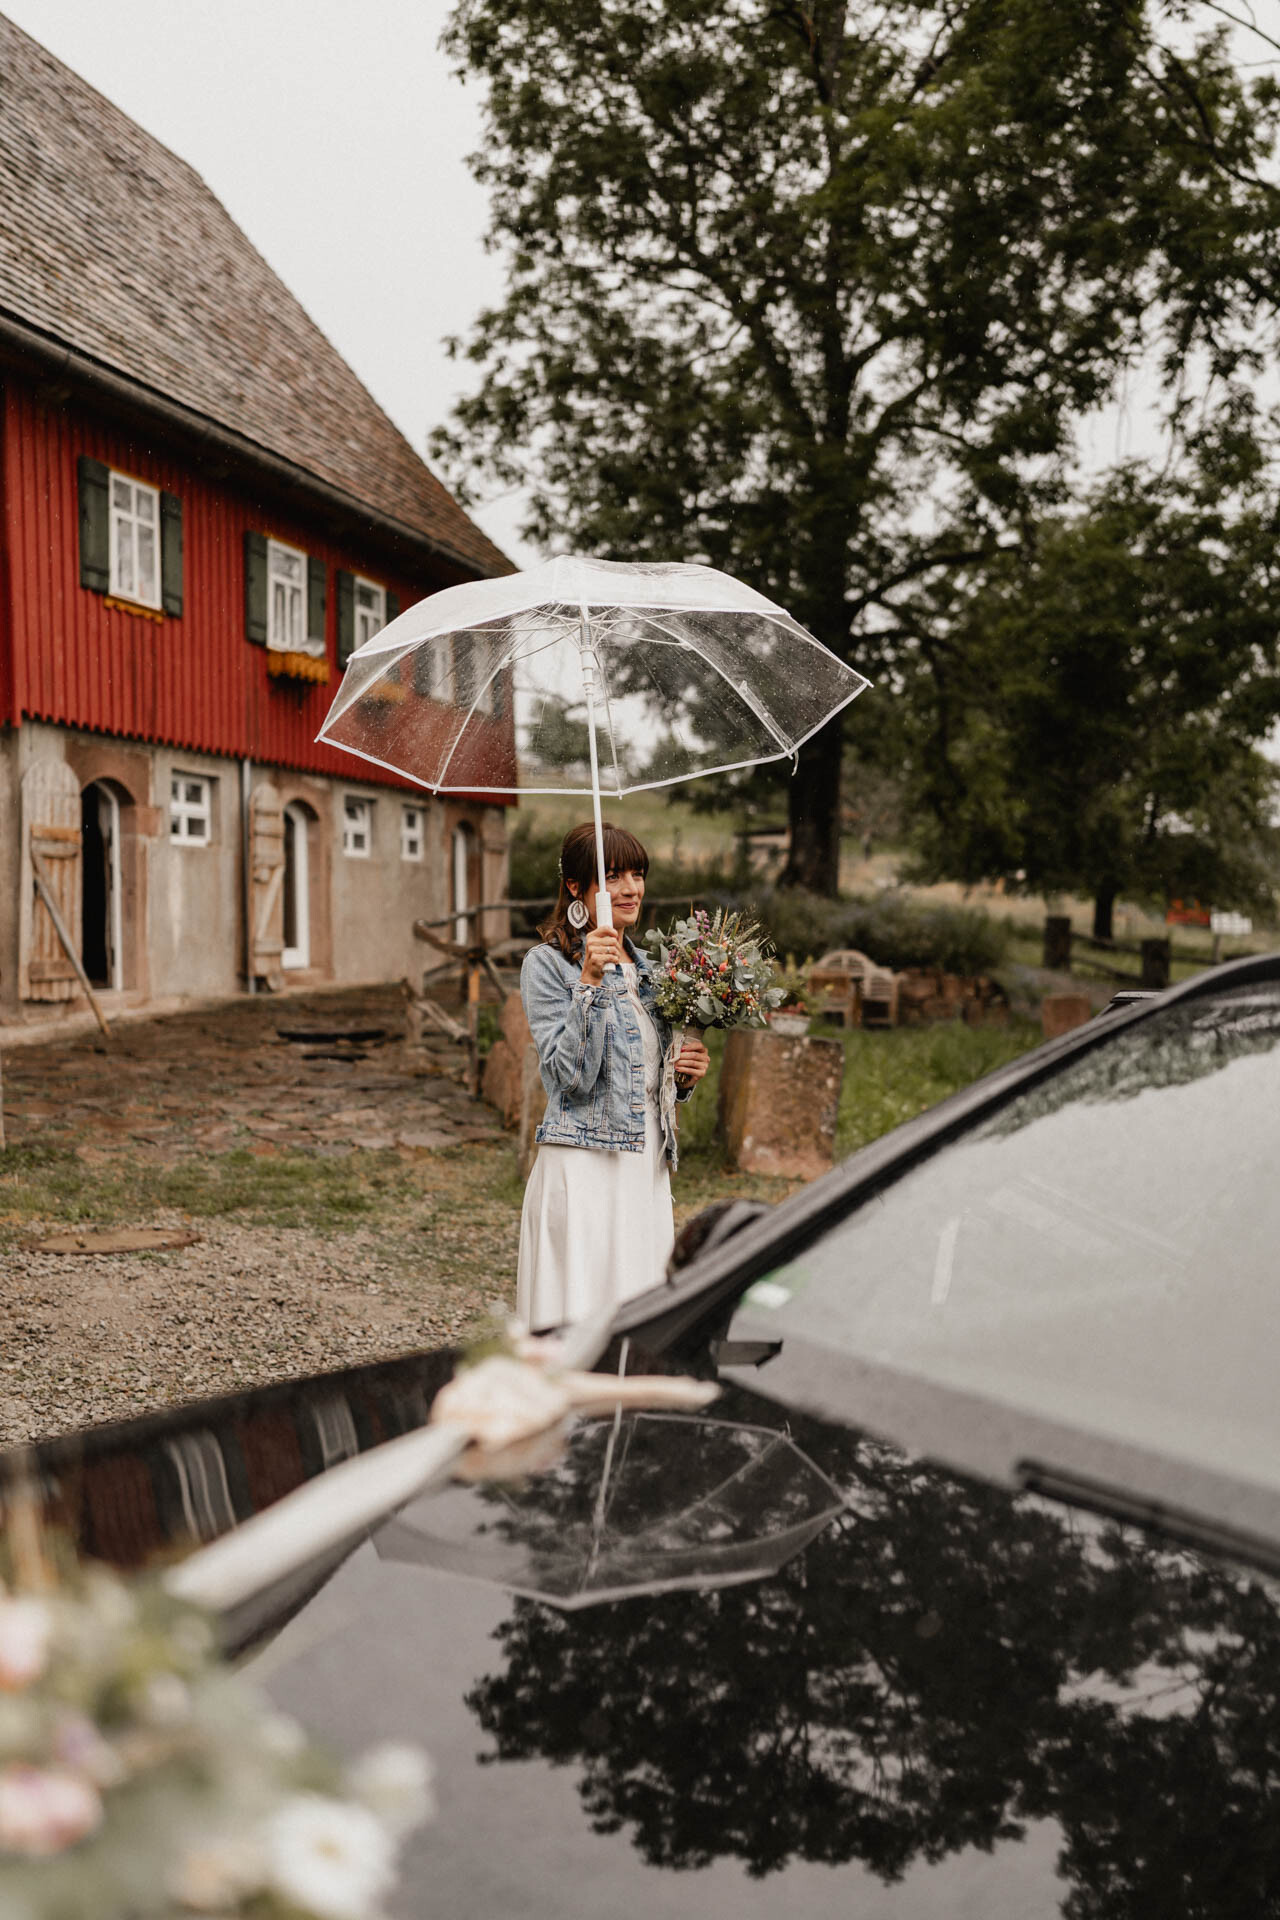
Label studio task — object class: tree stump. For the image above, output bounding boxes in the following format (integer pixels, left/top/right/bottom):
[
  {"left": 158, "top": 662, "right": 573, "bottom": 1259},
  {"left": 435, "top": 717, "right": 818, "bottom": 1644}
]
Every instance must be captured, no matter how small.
[{"left": 717, "top": 1029, "right": 844, "bottom": 1180}]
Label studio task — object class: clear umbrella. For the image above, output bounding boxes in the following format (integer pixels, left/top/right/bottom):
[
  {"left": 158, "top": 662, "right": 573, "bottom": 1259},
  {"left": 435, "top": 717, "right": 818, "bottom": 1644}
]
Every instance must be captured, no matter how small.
[
  {"left": 316, "top": 554, "right": 869, "bottom": 916},
  {"left": 372, "top": 1411, "right": 846, "bottom": 1610}
]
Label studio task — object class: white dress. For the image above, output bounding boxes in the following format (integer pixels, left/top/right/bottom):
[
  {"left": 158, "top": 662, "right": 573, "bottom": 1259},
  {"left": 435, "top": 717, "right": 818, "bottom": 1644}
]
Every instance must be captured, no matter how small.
[{"left": 516, "top": 963, "right": 675, "bottom": 1331}]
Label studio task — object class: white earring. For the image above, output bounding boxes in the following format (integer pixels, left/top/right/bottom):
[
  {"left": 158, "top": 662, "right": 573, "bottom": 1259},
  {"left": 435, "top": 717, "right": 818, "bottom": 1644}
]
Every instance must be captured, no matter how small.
[{"left": 566, "top": 898, "right": 590, "bottom": 931}]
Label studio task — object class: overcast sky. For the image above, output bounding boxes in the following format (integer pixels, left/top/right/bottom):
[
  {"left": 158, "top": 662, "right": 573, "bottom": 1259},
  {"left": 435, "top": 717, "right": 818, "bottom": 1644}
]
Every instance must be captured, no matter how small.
[
  {"left": 7, "top": 1, "right": 1280, "bottom": 574},
  {"left": 2, "top": 0, "right": 535, "bottom": 562}
]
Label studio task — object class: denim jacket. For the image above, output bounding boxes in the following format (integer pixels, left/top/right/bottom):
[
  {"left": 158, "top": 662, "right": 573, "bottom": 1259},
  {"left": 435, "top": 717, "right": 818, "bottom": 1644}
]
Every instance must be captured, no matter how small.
[{"left": 521, "top": 938, "right": 691, "bottom": 1167}]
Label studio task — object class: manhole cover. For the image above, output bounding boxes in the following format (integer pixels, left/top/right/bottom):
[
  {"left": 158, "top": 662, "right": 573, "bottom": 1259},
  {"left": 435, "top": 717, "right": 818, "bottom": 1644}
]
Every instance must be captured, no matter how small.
[
  {"left": 277, "top": 1026, "right": 388, "bottom": 1045},
  {"left": 28, "top": 1228, "right": 201, "bottom": 1255}
]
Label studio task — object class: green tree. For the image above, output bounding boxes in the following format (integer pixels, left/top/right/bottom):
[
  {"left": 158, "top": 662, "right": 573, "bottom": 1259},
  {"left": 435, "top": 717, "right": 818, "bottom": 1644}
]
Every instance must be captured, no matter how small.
[
  {"left": 434, "top": 0, "right": 1280, "bottom": 892},
  {"left": 904, "top": 444, "right": 1280, "bottom": 938}
]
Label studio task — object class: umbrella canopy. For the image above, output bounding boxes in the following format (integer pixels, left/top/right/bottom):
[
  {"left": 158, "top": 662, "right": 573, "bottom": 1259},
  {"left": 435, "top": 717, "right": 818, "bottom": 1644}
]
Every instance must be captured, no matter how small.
[
  {"left": 373, "top": 1411, "right": 846, "bottom": 1611},
  {"left": 318, "top": 555, "right": 868, "bottom": 799}
]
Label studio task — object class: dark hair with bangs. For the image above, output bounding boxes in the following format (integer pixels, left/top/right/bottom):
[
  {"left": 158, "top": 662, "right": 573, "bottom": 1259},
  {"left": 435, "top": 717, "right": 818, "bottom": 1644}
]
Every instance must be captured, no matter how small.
[{"left": 538, "top": 820, "right": 650, "bottom": 960}]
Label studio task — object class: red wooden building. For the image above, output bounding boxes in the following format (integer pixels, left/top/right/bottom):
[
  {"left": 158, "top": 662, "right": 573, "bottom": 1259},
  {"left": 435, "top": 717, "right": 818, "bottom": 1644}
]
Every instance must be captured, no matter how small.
[{"left": 0, "top": 14, "right": 513, "bottom": 1023}]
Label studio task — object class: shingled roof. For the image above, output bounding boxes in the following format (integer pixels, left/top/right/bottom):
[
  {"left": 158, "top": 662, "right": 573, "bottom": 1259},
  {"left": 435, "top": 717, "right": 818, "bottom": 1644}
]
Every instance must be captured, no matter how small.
[{"left": 0, "top": 12, "right": 508, "bottom": 577}]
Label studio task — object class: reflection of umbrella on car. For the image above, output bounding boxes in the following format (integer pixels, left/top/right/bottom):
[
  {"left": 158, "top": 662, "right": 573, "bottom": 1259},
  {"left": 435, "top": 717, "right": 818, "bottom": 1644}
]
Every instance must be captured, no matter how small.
[
  {"left": 316, "top": 553, "right": 869, "bottom": 916},
  {"left": 372, "top": 1412, "right": 845, "bottom": 1610}
]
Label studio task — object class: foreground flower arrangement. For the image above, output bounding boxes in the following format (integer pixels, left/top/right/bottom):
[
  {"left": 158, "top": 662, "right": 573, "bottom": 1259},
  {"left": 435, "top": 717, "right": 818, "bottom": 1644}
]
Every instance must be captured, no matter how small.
[
  {"left": 0, "top": 1329, "right": 715, "bottom": 1917},
  {"left": 0, "top": 1549, "right": 432, "bottom": 1919}
]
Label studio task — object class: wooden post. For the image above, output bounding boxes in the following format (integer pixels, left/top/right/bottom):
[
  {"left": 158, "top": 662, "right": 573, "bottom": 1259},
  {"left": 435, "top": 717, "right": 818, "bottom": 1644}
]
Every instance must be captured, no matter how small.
[
  {"left": 1043, "top": 915, "right": 1073, "bottom": 971},
  {"left": 1140, "top": 938, "right": 1171, "bottom": 989},
  {"left": 466, "top": 956, "right": 482, "bottom": 1097}
]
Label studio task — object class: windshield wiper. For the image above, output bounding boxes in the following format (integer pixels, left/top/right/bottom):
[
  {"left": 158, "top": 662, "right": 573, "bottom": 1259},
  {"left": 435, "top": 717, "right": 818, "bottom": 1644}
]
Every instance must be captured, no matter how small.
[{"left": 1018, "top": 1459, "right": 1280, "bottom": 1579}]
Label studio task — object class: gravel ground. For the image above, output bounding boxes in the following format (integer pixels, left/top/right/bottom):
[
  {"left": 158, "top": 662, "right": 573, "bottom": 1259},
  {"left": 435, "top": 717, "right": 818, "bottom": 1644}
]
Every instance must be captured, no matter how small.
[
  {"left": 0, "top": 986, "right": 521, "bottom": 1448},
  {"left": 0, "top": 1212, "right": 518, "bottom": 1448}
]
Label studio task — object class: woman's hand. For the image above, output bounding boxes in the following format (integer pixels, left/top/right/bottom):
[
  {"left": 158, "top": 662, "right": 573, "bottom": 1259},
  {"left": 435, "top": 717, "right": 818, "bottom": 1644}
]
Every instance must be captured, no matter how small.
[
  {"left": 674, "top": 1035, "right": 711, "bottom": 1089},
  {"left": 579, "top": 925, "right": 625, "bottom": 987}
]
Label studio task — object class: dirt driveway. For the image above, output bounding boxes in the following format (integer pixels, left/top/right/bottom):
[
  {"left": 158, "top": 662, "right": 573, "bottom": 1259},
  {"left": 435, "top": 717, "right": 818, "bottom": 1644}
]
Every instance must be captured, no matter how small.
[{"left": 0, "top": 987, "right": 518, "bottom": 1447}]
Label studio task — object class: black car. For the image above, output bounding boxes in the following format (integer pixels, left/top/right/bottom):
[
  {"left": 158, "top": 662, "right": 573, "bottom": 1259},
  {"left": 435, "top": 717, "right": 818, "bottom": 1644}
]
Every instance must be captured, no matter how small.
[{"left": 10, "top": 952, "right": 1280, "bottom": 1917}]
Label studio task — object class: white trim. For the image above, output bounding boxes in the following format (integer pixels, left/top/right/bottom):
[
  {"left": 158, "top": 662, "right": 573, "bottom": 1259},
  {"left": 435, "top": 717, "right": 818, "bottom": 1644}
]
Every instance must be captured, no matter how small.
[
  {"left": 282, "top": 802, "right": 310, "bottom": 969},
  {"left": 267, "top": 536, "right": 315, "bottom": 654},
  {"left": 169, "top": 773, "right": 213, "bottom": 844},
  {"left": 400, "top": 803, "right": 425, "bottom": 862},
  {"left": 452, "top": 823, "right": 473, "bottom": 944},
  {"left": 99, "top": 785, "right": 123, "bottom": 991},
  {"left": 108, "top": 470, "right": 162, "bottom": 609},
  {"left": 354, "top": 576, "right": 387, "bottom": 654},
  {"left": 342, "top": 794, "right": 373, "bottom": 858}
]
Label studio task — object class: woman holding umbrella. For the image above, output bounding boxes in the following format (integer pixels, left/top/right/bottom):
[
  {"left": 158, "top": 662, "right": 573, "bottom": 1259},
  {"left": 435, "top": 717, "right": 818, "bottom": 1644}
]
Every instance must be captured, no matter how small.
[{"left": 516, "top": 821, "right": 710, "bottom": 1331}]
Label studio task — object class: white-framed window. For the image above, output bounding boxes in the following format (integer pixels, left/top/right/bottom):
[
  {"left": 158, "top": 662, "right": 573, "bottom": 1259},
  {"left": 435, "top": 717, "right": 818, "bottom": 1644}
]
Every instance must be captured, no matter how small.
[
  {"left": 110, "top": 472, "right": 161, "bottom": 608},
  {"left": 169, "top": 774, "right": 212, "bottom": 845},
  {"left": 355, "top": 578, "right": 386, "bottom": 652},
  {"left": 267, "top": 538, "right": 307, "bottom": 652},
  {"left": 414, "top": 636, "right": 454, "bottom": 704},
  {"left": 401, "top": 804, "right": 425, "bottom": 862},
  {"left": 342, "top": 796, "right": 373, "bottom": 858}
]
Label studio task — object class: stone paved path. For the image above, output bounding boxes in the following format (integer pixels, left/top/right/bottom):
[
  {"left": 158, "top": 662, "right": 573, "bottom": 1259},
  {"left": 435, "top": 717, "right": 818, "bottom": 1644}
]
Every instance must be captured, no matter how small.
[{"left": 0, "top": 984, "right": 503, "bottom": 1164}]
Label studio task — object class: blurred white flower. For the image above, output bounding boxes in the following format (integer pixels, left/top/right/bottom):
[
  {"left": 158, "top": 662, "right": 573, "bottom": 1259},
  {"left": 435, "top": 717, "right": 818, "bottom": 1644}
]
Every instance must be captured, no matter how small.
[
  {"left": 169, "top": 1828, "right": 266, "bottom": 1910},
  {"left": 0, "top": 1597, "right": 52, "bottom": 1691},
  {"left": 0, "top": 1763, "right": 102, "bottom": 1856},
  {"left": 138, "top": 1672, "right": 192, "bottom": 1727},
  {"left": 346, "top": 1742, "right": 436, "bottom": 1838},
  {"left": 258, "top": 1711, "right": 308, "bottom": 1759},
  {"left": 265, "top": 1794, "right": 396, "bottom": 1920}
]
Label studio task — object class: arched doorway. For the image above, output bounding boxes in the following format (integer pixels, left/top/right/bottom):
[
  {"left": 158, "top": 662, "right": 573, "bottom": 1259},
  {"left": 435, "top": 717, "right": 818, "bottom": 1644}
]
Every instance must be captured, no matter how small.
[
  {"left": 80, "top": 782, "right": 122, "bottom": 990},
  {"left": 452, "top": 821, "right": 476, "bottom": 945},
  {"left": 282, "top": 802, "right": 312, "bottom": 970}
]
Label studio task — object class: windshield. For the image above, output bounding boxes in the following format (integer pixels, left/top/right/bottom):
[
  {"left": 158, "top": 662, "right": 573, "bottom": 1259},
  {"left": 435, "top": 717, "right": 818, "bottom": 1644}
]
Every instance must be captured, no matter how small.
[{"left": 731, "top": 981, "right": 1280, "bottom": 1495}]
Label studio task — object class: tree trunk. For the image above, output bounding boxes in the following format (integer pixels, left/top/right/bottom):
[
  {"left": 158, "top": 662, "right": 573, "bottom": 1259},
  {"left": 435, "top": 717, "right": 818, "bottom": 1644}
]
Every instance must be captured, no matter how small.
[
  {"left": 1092, "top": 889, "right": 1116, "bottom": 942},
  {"left": 782, "top": 717, "right": 844, "bottom": 894}
]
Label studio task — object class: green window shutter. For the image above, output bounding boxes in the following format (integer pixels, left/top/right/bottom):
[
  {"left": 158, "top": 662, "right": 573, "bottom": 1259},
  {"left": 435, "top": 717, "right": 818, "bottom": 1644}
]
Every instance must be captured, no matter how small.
[
  {"left": 384, "top": 589, "right": 400, "bottom": 629},
  {"left": 244, "top": 531, "right": 268, "bottom": 645},
  {"left": 77, "top": 456, "right": 109, "bottom": 593},
  {"left": 160, "top": 492, "right": 183, "bottom": 617},
  {"left": 336, "top": 569, "right": 355, "bottom": 668},
  {"left": 307, "top": 555, "right": 327, "bottom": 650}
]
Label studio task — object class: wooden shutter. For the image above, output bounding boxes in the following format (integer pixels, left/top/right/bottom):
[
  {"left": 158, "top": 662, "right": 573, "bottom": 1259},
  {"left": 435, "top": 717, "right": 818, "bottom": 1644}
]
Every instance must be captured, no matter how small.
[
  {"left": 244, "top": 531, "right": 268, "bottom": 644},
  {"left": 19, "top": 760, "right": 82, "bottom": 1002},
  {"left": 248, "top": 783, "right": 285, "bottom": 990},
  {"left": 385, "top": 589, "right": 400, "bottom": 628},
  {"left": 160, "top": 491, "right": 183, "bottom": 616},
  {"left": 307, "top": 555, "right": 327, "bottom": 650},
  {"left": 78, "top": 456, "right": 109, "bottom": 593},
  {"left": 336, "top": 569, "right": 355, "bottom": 668}
]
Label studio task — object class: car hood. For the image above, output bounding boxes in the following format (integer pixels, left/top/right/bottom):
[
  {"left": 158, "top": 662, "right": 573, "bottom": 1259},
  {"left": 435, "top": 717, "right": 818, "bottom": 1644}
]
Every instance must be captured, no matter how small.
[{"left": 16, "top": 1348, "right": 1280, "bottom": 1917}]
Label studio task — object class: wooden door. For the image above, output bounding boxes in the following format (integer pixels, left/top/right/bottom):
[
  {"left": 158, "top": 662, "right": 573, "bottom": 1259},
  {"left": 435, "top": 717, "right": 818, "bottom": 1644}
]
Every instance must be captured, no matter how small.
[
  {"left": 19, "top": 760, "right": 82, "bottom": 1002},
  {"left": 249, "top": 784, "right": 285, "bottom": 991}
]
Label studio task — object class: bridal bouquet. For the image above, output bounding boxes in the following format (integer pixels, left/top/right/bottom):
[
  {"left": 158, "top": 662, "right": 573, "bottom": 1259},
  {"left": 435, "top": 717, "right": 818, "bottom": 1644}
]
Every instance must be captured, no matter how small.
[{"left": 644, "top": 907, "right": 786, "bottom": 1032}]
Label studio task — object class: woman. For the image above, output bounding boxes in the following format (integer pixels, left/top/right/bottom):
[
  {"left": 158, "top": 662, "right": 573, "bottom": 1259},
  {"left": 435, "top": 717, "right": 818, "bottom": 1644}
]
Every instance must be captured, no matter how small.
[{"left": 516, "top": 821, "right": 711, "bottom": 1331}]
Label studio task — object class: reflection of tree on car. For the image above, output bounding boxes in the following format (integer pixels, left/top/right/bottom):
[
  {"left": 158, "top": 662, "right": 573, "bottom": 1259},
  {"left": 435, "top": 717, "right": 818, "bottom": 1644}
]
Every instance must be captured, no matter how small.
[{"left": 467, "top": 1390, "right": 1280, "bottom": 1910}]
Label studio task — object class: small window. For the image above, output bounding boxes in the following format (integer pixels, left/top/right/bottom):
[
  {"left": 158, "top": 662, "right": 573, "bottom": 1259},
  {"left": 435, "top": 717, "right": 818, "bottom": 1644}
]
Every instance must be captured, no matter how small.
[
  {"left": 110, "top": 473, "right": 161, "bottom": 608},
  {"left": 343, "top": 796, "right": 373, "bottom": 858},
  {"left": 268, "top": 538, "right": 308, "bottom": 652},
  {"left": 414, "top": 636, "right": 454, "bottom": 704},
  {"left": 170, "top": 774, "right": 212, "bottom": 845},
  {"left": 401, "top": 805, "right": 425, "bottom": 862},
  {"left": 355, "top": 578, "right": 387, "bottom": 652}
]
